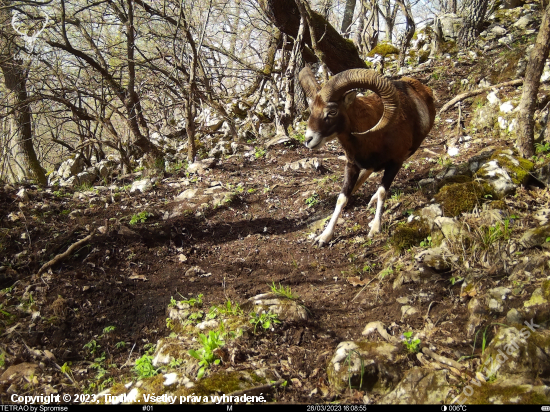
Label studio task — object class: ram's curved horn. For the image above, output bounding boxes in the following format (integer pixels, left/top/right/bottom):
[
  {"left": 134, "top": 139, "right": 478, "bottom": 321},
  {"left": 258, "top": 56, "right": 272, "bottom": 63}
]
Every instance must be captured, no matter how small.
[
  {"left": 319, "top": 69, "right": 400, "bottom": 135},
  {"left": 298, "top": 66, "right": 321, "bottom": 103}
]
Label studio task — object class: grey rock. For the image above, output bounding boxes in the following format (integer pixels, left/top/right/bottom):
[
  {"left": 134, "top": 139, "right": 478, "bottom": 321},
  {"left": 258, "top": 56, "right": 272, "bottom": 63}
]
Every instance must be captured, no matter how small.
[
  {"left": 76, "top": 171, "right": 97, "bottom": 187},
  {"left": 283, "top": 158, "right": 322, "bottom": 172},
  {"left": 415, "top": 247, "right": 458, "bottom": 271},
  {"left": 468, "top": 149, "right": 496, "bottom": 173},
  {"left": 16, "top": 188, "right": 29, "bottom": 202},
  {"left": 520, "top": 224, "right": 550, "bottom": 248},
  {"left": 533, "top": 209, "right": 550, "bottom": 226},
  {"left": 380, "top": 367, "right": 451, "bottom": 404},
  {"left": 506, "top": 308, "right": 523, "bottom": 325},
  {"left": 258, "top": 123, "right": 276, "bottom": 141},
  {"left": 475, "top": 160, "right": 516, "bottom": 198},
  {"left": 490, "top": 26, "right": 507, "bottom": 37},
  {"left": 327, "top": 341, "right": 402, "bottom": 393},
  {"left": 130, "top": 178, "right": 153, "bottom": 194},
  {"left": 246, "top": 292, "right": 308, "bottom": 322},
  {"left": 439, "top": 13, "right": 463, "bottom": 41},
  {"left": 533, "top": 161, "right": 550, "bottom": 187},
  {"left": 480, "top": 327, "right": 550, "bottom": 381},
  {"left": 175, "top": 188, "right": 199, "bottom": 201}
]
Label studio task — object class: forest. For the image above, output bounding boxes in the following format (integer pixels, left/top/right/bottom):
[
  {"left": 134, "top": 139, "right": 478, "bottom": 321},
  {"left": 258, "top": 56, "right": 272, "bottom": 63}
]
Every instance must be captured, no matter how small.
[{"left": 1, "top": 0, "right": 550, "bottom": 405}]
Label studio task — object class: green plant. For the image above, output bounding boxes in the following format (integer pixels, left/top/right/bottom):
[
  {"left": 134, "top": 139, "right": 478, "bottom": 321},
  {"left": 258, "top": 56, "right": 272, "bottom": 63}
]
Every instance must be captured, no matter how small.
[
  {"left": 535, "top": 142, "right": 550, "bottom": 155},
  {"left": 75, "top": 182, "right": 93, "bottom": 192},
  {"left": 188, "top": 330, "right": 225, "bottom": 379},
  {"left": 254, "top": 147, "right": 266, "bottom": 158},
  {"left": 419, "top": 236, "right": 432, "bottom": 248},
  {"left": 305, "top": 193, "right": 319, "bottom": 208},
  {"left": 401, "top": 331, "right": 421, "bottom": 353},
  {"left": 134, "top": 353, "right": 159, "bottom": 378},
  {"left": 115, "top": 341, "right": 127, "bottom": 349},
  {"left": 268, "top": 281, "right": 299, "bottom": 300},
  {"left": 129, "top": 211, "right": 152, "bottom": 225},
  {"left": 472, "top": 323, "right": 508, "bottom": 356},
  {"left": 84, "top": 340, "right": 101, "bottom": 356},
  {"left": 249, "top": 311, "right": 281, "bottom": 334},
  {"left": 101, "top": 326, "right": 115, "bottom": 336},
  {"left": 216, "top": 300, "right": 243, "bottom": 316},
  {"left": 390, "top": 190, "right": 403, "bottom": 202},
  {"left": 177, "top": 293, "right": 203, "bottom": 307},
  {"left": 378, "top": 266, "right": 394, "bottom": 280},
  {"left": 169, "top": 358, "right": 185, "bottom": 368}
]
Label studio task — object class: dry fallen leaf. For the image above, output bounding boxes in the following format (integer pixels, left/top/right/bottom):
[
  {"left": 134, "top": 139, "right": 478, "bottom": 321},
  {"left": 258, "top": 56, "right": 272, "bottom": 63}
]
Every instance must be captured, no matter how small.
[
  {"left": 347, "top": 276, "right": 368, "bottom": 287},
  {"left": 129, "top": 272, "right": 148, "bottom": 281}
]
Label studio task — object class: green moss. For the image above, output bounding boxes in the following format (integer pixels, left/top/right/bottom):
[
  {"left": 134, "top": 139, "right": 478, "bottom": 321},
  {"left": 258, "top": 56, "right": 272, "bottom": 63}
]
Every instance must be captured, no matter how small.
[
  {"left": 143, "top": 373, "right": 167, "bottom": 397},
  {"left": 466, "top": 382, "right": 549, "bottom": 404},
  {"left": 367, "top": 43, "right": 399, "bottom": 58},
  {"left": 489, "top": 151, "right": 534, "bottom": 185},
  {"left": 437, "top": 174, "right": 473, "bottom": 190},
  {"left": 175, "top": 370, "right": 270, "bottom": 402},
  {"left": 418, "top": 50, "right": 430, "bottom": 64},
  {"left": 435, "top": 182, "right": 492, "bottom": 217},
  {"left": 439, "top": 40, "right": 458, "bottom": 55},
  {"left": 390, "top": 219, "right": 431, "bottom": 252},
  {"left": 489, "top": 200, "right": 507, "bottom": 210},
  {"left": 109, "top": 383, "right": 127, "bottom": 396},
  {"left": 542, "top": 280, "right": 550, "bottom": 301}
]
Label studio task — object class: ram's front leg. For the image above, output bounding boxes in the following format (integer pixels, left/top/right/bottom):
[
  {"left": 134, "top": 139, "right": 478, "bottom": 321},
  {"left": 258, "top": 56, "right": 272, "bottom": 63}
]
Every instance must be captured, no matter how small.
[{"left": 313, "top": 163, "right": 361, "bottom": 247}]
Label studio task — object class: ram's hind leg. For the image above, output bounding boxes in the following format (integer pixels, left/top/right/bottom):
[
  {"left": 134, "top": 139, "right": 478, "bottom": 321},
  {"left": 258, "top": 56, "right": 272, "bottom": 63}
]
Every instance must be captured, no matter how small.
[
  {"left": 367, "top": 162, "right": 402, "bottom": 238},
  {"left": 352, "top": 169, "right": 373, "bottom": 195},
  {"left": 314, "top": 164, "right": 364, "bottom": 247}
]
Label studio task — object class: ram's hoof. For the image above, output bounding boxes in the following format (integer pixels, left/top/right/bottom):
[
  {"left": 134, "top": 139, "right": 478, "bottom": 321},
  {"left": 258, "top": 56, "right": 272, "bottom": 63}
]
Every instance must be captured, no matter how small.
[{"left": 312, "top": 235, "right": 330, "bottom": 247}]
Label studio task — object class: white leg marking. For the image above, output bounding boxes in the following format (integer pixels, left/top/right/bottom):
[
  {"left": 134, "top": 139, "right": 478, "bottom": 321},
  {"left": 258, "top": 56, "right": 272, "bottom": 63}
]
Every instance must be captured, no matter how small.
[
  {"left": 367, "top": 186, "right": 386, "bottom": 238},
  {"left": 314, "top": 193, "right": 348, "bottom": 247}
]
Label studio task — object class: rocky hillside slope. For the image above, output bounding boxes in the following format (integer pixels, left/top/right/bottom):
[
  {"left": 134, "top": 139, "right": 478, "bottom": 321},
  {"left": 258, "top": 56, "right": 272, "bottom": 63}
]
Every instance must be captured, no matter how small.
[{"left": 1, "top": 1, "right": 550, "bottom": 405}]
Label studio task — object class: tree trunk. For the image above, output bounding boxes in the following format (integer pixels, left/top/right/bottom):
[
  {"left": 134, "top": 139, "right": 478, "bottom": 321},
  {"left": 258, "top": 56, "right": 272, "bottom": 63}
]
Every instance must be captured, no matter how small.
[
  {"left": 259, "top": 0, "right": 367, "bottom": 73},
  {"left": 317, "top": 0, "right": 332, "bottom": 18},
  {"left": 397, "top": 0, "right": 415, "bottom": 68},
  {"left": 380, "top": 0, "right": 398, "bottom": 43},
  {"left": 0, "top": 0, "right": 47, "bottom": 185},
  {"left": 340, "top": 0, "right": 357, "bottom": 37},
  {"left": 517, "top": 2, "right": 550, "bottom": 158},
  {"left": 458, "top": 0, "right": 488, "bottom": 47}
]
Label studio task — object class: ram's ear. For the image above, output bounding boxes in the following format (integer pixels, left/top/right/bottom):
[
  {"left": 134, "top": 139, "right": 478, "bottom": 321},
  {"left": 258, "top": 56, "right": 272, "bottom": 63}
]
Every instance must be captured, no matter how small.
[
  {"left": 299, "top": 66, "right": 321, "bottom": 107},
  {"left": 343, "top": 90, "right": 357, "bottom": 109}
]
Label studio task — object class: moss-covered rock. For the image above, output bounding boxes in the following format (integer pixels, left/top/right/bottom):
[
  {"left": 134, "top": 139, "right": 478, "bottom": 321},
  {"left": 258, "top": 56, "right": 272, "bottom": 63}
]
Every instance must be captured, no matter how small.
[
  {"left": 435, "top": 182, "right": 492, "bottom": 217},
  {"left": 380, "top": 367, "right": 452, "bottom": 404},
  {"left": 463, "top": 380, "right": 550, "bottom": 404},
  {"left": 390, "top": 219, "right": 431, "bottom": 251},
  {"left": 327, "top": 341, "right": 403, "bottom": 394},
  {"left": 480, "top": 327, "right": 550, "bottom": 382},
  {"left": 489, "top": 151, "right": 534, "bottom": 185},
  {"left": 520, "top": 224, "right": 550, "bottom": 249},
  {"left": 367, "top": 43, "right": 399, "bottom": 58}
]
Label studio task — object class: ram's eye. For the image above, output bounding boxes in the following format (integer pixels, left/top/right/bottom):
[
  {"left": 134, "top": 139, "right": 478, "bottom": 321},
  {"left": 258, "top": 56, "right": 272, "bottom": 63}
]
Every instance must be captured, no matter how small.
[{"left": 327, "top": 110, "right": 338, "bottom": 117}]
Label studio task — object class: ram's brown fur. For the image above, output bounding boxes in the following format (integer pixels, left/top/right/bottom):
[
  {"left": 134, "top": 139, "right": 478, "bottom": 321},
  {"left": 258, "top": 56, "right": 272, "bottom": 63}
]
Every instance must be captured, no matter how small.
[{"left": 299, "top": 68, "right": 435, "bottom": 246}]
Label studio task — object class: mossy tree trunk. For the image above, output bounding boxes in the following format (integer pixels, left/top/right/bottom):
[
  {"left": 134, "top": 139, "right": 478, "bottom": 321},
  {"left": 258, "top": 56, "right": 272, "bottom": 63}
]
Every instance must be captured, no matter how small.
[
  {"left": 259, "top": 0, "right": 367, "bottom": 74},
  {"left": 517, "top": 2, "right": 550, "bottom": 158}
]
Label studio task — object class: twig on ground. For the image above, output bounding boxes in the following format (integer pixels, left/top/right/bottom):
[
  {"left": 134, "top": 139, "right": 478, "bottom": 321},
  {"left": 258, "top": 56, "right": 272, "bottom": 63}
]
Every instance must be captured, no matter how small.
[{"left": 34, "top": 230, "right": 97, "bottom": 278}]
